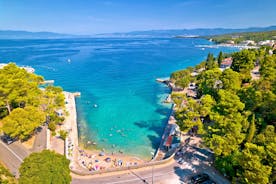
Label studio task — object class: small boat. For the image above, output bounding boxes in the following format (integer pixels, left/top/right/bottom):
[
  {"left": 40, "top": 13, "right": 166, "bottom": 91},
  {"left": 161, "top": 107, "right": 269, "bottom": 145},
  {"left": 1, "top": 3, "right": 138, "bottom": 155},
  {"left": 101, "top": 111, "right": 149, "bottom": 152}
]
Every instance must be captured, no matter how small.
[
  {"left": 67, "top": 59, "right": 71, "bottom": 63},
  {"left": 93, "top": 104, "right": 98, "bottom": 108}
]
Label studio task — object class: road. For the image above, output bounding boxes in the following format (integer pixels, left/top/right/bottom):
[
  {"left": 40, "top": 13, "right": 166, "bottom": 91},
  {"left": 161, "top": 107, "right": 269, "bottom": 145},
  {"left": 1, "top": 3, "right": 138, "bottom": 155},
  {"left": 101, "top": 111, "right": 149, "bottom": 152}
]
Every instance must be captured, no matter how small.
[
  {"left": 72, "top": 160, "right": 181, "bottom": 184},
  {"left": 0, "top": 141, "right": 31, "bottom": 178},
  {"left": 31, "top": 126, "right": 47, "bottom": 152},
  {"left": 72, "top": 144, "right": 231, "bottom": 184},
  {"left": 0, "top": 127, "right": 230, "bottom": 184},
  {"left": 0, "top": 126, "right": 46, "bottom": 178},
  {"left": 72, "top": 158, "right": 230, "bottom": 184}
]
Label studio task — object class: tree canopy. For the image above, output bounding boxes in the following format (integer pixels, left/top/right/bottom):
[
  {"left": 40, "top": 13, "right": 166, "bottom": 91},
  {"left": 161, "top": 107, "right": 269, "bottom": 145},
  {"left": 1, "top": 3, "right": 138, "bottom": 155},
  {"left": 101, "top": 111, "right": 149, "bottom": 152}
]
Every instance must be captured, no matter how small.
[
  {"left": 171, "top": 46, "right": 276, "bottom": 183},
  {"left": 1, "top": 106, "right": 45, "bottom": 140},
  {"left": 0, "top": 63, "right": 43, "bottom": 115},
  {"left": 19, "top": 150, "right": 71, "bottom": 184},
  {"left": 0, "top": 163, "right": 17, "bottom": 184},
  {"left": 0, "top": 63, "right": 65, "bottom": 140}
]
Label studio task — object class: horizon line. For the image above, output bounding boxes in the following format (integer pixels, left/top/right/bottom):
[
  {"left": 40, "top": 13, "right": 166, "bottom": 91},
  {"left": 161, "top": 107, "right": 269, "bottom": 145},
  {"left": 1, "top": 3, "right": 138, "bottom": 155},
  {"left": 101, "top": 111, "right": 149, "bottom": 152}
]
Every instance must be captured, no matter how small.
[{"left": 1, "top": 25, "right": 276, "bottom": 36}]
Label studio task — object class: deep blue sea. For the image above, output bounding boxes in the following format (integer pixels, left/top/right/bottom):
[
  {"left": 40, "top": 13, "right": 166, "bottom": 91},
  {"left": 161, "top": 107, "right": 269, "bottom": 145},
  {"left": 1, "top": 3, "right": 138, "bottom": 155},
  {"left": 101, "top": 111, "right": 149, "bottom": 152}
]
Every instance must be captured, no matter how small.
[{"left": 0, "top": 37, "right": 237, "bottom": 159}]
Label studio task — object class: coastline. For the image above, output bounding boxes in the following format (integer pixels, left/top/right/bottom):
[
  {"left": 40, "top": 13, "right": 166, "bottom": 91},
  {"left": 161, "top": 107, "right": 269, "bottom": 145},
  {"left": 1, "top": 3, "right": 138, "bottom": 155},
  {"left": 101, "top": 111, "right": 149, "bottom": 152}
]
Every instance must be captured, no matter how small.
[
  {"left": 63, "top": 92, "right": 79, "bottom": 170},
  {"left": 62, "top": 85, "right": 178, "bottom": 174},
  {"left": 57, "top": 38, "right": 240, "bottom": 175},
  {"left": 63, "top": 92, "right": 148, "bottom": 173}
]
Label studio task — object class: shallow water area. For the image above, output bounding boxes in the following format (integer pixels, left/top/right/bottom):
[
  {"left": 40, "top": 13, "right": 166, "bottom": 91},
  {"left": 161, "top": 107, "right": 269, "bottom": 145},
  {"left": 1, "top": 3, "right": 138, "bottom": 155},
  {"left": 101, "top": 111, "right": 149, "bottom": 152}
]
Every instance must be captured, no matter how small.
[{"left": 0, "top": 37, "right": 237, "bottom": 159}]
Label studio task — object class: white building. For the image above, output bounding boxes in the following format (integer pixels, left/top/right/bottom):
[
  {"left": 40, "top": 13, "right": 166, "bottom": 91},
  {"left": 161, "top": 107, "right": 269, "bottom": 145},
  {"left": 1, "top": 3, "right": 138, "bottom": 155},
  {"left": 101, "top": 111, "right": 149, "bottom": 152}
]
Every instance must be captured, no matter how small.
[{"left": 0, "top": 63, "right": 35, "bottom": 73}]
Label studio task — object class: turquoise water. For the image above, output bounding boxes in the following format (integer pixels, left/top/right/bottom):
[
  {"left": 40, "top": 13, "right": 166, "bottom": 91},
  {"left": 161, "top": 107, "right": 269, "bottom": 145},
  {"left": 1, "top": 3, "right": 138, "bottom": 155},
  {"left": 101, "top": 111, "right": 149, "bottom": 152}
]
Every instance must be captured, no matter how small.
[{"left": 0, "top": 38, "right": 237, "bottom": 159}]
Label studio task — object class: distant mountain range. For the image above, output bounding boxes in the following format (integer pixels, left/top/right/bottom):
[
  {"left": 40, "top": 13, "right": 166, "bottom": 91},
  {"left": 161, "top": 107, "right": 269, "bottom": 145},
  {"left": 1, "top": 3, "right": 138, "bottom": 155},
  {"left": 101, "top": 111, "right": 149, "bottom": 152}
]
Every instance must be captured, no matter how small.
[
  {"left": 95, "top": 26, "right": 276, "bottom": 38},
  {"left": 1, "top": 26, "right": 276, "bottom": 39},
  {"left": 0, "top": 30, "right": 77, "bottom": 39}
]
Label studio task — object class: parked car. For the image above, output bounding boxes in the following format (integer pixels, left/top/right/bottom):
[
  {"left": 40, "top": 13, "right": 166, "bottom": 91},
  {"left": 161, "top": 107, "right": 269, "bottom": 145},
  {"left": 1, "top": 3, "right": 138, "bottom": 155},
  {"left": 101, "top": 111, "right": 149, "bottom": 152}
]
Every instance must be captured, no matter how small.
[
  {"left": 1, "top": 135, "right": 14, "bottom": 145},
  {"left": 177, "top": 157, "right": 185, "bottom": 164},
  {"left": 178, "top": 159, "right": 185, "bottom": 165},
  {"left": 201, "top": 179, "right": 216, "bottom": 184},
  {"left": 177, "top": 157, "right": 183, "bottom": 163},
  {"left": 190, "top": 173, "right": 209, "bottom": 183}
]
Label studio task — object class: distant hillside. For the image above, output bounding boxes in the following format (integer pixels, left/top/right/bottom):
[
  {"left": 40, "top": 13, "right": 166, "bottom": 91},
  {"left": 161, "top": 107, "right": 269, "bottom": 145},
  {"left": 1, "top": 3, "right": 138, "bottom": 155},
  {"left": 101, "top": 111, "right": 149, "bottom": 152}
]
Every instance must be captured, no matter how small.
[
  {"left": 1, "top": 26, "right": 276, "bottom": 39},
  {"left": 95, "top": 26, "right": 276, "bottom": 38},
  {"left": 204, "top": 30, "right": 276, "bottom": 44},
  {"left": 0, "top": 30, "right": 77, "bottom": 39}
]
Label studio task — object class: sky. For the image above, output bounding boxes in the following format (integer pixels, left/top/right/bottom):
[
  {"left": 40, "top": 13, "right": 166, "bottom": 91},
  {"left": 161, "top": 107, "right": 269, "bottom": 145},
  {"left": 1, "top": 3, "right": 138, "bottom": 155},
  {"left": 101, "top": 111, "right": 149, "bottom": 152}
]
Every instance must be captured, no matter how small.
[{"left": 0, "top": 0, "right": 276, "bottom": 35}]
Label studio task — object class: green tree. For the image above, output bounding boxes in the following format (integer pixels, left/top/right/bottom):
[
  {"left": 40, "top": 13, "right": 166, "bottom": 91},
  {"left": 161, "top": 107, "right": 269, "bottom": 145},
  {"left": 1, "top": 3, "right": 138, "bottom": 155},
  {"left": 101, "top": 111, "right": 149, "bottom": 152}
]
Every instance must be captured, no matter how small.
[
  {"left": 205, "top": 53, "right": 217, "bottom": 70},
  {"left": 171, "top": 69, "right": 191, "bottom": 88},
  {"left": 238, "top": 143, "right": 272, "bottom": 184},
  {"left": 205, "top": 90, "right": 248, "bottom": 156},
  {"left": 217, "top": 51, "right": 224, "bottom": 67},
  {"left": 215, "top": 90, "right": 245, "bottom": 115},
  {"left": 0, "top": 163, "right": 17, "bottom": 184},
  {"left": 176, "top": 98, "right": 200, "bottom": 129},
  {"left": 220, "top": 69, "right": 241, "bottom": 92},
  {"left": 42, "top": 86, "right": 65, "bottom": 113},
  {"left": 58, "top": 130, "right": 68, "bottom": 140},
  {"left": 207, "top": 112, "right": 247, "bottom": 156},
  {"left": 231, "top": 49, "right": 256, "bottom": 82},
  {"left": 48, "top": 121, "right": 56, "bottom": 132},
  {"left": 214, "top": 151, "right": 240, "bottom": 178},
  {"left": 199, "top": 94, "right": 216, "bottom": 117},
  {"left": 0, "top": 63, "right": 43, "bottom": 115},
  {"left": 19, "top": 150, "right": 71, "bottom": 184},
  {"left": 246, "top": 114, "right": 256, "bottom": 143},
  {"left": 1, "top": 106, "right": 45, "bottom": 140},
  {"left": 197, "top": 68, "right": 222, "bottom": 97}
]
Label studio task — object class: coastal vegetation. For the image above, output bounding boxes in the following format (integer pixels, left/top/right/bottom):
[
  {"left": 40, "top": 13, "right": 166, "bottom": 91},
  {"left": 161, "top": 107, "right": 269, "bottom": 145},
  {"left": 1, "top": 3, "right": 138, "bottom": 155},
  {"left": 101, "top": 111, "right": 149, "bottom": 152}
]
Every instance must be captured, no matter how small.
[
  {"left": 0, "top": 163, "right": 17, "bottom": 184},
  {"left": 205, "top": 30, "right": 276, "bottom": 44},
  {"left": 170, "top": 46, "right": 276, "bottom": 183},
  {"left": 0, "top": 63, "right": 65, "bottom": 140},
  {"left": 19, "top": 150, "right": 71, "bottom": 184}
]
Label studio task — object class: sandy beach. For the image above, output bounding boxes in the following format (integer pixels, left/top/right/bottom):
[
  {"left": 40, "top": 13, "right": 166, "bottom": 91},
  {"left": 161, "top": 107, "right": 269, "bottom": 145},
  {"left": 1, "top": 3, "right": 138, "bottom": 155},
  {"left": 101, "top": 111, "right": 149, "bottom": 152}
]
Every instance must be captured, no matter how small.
[
  {"left": 62, "top": 92, "right": 146, "bottom": 173},
  {"left": 77, "top": 148, "right": 145, "bottom": 171}
]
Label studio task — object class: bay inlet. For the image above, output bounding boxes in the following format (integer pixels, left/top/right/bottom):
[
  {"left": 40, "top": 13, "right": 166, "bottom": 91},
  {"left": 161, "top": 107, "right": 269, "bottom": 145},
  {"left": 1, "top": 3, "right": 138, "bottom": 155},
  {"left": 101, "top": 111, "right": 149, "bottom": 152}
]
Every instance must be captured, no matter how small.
[{"left": 0, "top": 37, "right": 237, "bottom": 159}]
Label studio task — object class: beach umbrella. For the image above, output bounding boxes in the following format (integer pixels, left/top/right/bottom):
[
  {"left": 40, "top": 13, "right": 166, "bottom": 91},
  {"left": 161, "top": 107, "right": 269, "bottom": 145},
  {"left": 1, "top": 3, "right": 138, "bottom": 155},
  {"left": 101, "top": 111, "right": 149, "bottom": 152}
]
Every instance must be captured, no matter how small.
[{"left": 105, "top": 157, "right": 111, "bottom": 162}]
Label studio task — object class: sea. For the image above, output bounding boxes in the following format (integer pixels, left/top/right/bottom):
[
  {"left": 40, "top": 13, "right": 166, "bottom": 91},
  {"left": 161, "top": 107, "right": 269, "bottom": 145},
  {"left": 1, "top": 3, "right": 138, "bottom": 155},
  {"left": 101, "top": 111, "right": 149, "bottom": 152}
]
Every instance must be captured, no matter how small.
[{"left": 0, "top": 37, "right": 237, "bottom": 160}]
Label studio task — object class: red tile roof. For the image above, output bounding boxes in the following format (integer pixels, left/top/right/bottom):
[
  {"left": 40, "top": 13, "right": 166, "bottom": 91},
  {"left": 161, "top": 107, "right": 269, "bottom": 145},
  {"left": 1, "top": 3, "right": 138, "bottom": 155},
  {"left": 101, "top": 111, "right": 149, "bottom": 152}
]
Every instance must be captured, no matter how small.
[
  {"left": 165, "top": 135, "right": 173, "bottom": 147},
  {"left": 221, "top": 57, "right": 233, "bottom": 65}
]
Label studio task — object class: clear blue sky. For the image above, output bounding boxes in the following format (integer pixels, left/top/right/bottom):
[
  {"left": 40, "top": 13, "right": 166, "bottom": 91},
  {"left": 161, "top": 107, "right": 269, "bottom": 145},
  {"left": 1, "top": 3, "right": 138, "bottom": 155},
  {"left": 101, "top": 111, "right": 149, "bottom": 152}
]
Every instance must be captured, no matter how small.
[{"left": 1, "top": 0, "right": 276, "bottom": 34}]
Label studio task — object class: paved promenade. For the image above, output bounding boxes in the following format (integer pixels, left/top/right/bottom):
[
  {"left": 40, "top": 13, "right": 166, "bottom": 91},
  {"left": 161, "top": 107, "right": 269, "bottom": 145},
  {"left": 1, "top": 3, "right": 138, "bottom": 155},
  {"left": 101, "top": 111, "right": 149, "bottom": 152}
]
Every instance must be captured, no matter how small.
[{"left": 63, "top": 92, "right": 82, "bottom": 171}]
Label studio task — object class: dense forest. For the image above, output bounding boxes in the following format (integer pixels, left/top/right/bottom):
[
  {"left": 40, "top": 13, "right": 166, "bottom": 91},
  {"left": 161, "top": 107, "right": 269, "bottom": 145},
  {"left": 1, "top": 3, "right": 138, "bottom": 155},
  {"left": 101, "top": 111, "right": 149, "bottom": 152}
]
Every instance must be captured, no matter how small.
[
  {"left": 170, "top": 47, "right": 276, "bottom": 183},
  {"left": 0, "top": 63, "right": 65, "bottom": 140},
  {"left": 205, "top": 30, "right": 276, "bottom": 44}
]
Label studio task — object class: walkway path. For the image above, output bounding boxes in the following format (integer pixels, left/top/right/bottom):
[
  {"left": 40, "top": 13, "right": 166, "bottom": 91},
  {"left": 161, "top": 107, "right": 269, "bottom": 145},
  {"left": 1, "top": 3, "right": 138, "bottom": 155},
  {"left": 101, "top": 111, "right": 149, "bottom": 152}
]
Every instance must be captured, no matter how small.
[
  {"left": 63, "top": 92, "right": 82, "bottom": 171},
  {"left": 251, "top": 65, "right": 260, "bottom": 80},
  {"left": 31, "top": 126, "right": 47, "bottom": 152},
  {"left": 0, "top": 141, "right": 31, "bottom": 178},
  {"left": 72, "top": 143, "right": 229, "bottom": 184}
]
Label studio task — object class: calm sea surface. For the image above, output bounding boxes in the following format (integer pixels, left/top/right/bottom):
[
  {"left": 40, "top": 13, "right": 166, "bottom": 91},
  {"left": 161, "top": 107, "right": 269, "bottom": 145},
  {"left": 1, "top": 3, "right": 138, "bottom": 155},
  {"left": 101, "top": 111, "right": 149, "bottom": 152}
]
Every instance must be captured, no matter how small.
[{"left": 0, "top": 37, "right": 237, "bottom": 159}]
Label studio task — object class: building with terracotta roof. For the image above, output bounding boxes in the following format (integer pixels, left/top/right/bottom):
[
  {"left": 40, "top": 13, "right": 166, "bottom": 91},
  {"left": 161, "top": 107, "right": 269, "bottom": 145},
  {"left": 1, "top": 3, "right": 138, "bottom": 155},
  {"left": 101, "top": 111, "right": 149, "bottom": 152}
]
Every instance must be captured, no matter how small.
[{"left": 220, "top": 57, "right": 233, "bottom": 70}]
